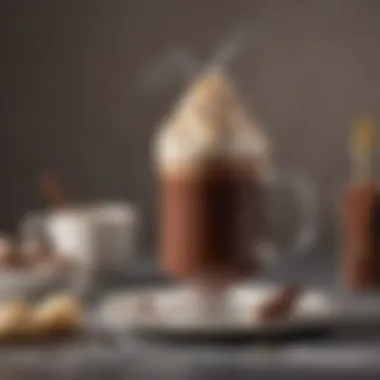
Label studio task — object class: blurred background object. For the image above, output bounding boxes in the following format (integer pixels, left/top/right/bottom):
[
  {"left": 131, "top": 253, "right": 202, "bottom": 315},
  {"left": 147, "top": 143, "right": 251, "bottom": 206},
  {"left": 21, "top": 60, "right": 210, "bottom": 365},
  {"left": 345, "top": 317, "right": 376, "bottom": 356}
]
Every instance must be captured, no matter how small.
[
  {"left": 37, "top": 172, "right": 68, "bottom": 209},
  {"left": 20, "top": 202, "right": 139, "bottom": 282},
  {"left": 341, "top": 117, "right": 380, "bottom": 291}
]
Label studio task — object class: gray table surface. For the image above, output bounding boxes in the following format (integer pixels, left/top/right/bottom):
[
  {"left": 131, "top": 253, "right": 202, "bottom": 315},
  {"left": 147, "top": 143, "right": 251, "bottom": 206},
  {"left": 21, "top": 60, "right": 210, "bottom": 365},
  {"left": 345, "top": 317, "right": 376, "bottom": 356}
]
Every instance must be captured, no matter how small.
[{"left": 1, "top": 253, "right": 380, "bottom": 380}]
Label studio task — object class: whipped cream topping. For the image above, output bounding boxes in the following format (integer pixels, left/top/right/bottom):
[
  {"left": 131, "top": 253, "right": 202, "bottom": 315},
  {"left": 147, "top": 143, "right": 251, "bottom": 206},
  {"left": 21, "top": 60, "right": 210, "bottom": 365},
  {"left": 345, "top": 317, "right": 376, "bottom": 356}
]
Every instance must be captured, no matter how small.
[{"left": 154, "top": 68, "right": 271, "bottom": 173}]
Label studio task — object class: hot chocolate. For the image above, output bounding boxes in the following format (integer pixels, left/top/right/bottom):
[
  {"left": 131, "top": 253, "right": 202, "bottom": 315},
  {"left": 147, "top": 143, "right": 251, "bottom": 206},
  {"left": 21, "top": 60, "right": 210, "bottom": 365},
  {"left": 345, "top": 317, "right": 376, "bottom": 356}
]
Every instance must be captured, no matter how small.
[
  {"left": 342, "top": 119, "right": 380, "bottom": 291},
  {"left": 160, "top": 160, "right": 263, "bottom": 280},
  {"left": 342, "top": 181, "right": 380, "bottom": 291},
  {"left": 154, "top": 68, "right": 271, "bottom": 282}
]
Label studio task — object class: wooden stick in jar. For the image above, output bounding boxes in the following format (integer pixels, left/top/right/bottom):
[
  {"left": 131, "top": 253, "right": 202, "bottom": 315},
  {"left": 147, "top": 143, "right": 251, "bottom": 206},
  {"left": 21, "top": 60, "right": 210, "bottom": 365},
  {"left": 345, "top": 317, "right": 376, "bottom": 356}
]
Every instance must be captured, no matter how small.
[
  {"left": 350, "top": 117, "right": 375, "bottom": 182},
  {"left": 37, "top": 172, "right": 68, "bottom": 209}
]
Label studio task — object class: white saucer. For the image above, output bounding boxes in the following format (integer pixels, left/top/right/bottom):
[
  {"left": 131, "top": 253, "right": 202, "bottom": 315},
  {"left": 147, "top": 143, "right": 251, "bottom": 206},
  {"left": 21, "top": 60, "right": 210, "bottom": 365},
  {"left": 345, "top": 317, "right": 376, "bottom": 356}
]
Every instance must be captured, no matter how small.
[{"left": 97, "top": 283, "right": 335, "bottom": 342}]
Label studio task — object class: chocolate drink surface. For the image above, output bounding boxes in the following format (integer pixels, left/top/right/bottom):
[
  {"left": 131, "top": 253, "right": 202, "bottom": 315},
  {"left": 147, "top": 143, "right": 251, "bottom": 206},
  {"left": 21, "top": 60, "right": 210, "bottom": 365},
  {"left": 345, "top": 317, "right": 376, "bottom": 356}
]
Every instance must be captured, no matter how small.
[
  {"left": 160, "top": 160, "right": 264, "bottom": 280},
  {"left": 342, "top": 181, "right": 380, "bottom": 291}
]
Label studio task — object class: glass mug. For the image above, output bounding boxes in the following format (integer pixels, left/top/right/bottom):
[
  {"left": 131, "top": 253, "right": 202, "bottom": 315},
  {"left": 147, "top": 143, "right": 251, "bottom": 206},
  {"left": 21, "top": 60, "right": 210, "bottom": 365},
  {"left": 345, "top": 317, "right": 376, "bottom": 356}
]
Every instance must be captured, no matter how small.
[
  {"left": 160, "top": 165, "right": 318, "bottom": 279},
  {"left": 159, "top": 163, "right": 318, "bottom": 322}
]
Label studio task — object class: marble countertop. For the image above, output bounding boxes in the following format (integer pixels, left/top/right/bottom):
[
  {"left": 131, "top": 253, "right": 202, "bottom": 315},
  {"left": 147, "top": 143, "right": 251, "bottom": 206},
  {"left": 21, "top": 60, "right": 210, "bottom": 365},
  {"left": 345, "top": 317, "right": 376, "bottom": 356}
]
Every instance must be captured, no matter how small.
[{"left": 1, "top": 253, "right": 380, "bottom": 380}]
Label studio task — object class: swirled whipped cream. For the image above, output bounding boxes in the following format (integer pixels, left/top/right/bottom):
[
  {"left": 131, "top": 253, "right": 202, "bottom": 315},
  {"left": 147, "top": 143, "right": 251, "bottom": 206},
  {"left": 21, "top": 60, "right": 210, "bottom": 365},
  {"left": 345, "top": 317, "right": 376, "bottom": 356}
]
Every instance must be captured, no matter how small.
[{"left": 154, "top": 68, "right": 271, "bottom": 173}]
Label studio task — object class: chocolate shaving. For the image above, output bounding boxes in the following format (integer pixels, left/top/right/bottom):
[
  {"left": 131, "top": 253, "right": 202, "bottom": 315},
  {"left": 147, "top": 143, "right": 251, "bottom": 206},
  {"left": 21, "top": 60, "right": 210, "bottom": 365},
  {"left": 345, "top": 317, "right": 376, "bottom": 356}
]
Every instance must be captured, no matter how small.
[{"left": 258, "top": 285, "right": 302, "bottom": 322}]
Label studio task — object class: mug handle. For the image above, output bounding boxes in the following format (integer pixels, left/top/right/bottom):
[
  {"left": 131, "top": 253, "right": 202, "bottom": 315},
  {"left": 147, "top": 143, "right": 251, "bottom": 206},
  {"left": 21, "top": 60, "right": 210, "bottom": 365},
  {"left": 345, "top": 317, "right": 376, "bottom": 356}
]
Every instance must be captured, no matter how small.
[{"left": 257, "top": 168, "right": 319, "bottom": 266}]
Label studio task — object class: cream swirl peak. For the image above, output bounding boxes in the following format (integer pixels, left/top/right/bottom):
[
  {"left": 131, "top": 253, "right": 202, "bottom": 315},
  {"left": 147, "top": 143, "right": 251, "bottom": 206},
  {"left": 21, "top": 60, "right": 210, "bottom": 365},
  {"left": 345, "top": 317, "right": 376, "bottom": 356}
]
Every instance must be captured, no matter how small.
[{"left": 155, "top": 68, "right": 271, "bottom": 173}]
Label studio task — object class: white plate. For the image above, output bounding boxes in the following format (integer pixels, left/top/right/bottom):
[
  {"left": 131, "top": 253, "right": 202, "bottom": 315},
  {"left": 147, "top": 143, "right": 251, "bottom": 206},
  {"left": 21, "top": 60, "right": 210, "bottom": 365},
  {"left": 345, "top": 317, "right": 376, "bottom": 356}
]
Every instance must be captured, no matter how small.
[{"left": 97, "top": 283, "right": 336, "bottom": 342}]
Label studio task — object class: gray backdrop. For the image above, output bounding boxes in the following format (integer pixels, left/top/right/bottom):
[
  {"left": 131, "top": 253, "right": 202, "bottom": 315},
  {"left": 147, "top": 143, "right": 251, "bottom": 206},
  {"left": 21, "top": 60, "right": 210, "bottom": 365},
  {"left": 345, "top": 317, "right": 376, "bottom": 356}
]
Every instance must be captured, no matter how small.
[{"left": 1, "top": 0, "right": 380, "bottom": 253}]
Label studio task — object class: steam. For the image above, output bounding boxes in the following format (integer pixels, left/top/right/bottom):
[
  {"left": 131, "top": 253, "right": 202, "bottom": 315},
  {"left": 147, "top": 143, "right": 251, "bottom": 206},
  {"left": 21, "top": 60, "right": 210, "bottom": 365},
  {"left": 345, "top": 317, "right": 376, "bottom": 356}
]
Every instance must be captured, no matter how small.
[
  {"left": 139, "top": 23, "right": 253, "bottom": 92},
  {"left": 140, "top": 50, "right": 201, "bottom": 92},
  {"left": 206, "top": 23, "right": 252, "bottom": 72}
]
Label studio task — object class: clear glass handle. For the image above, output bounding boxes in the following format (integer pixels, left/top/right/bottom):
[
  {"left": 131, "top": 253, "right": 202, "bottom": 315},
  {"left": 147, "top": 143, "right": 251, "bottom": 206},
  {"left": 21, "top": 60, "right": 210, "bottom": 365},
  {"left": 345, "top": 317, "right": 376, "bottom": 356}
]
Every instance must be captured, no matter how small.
[{"left": 257, "top": 168, "right": 319, "bottom": 266}]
